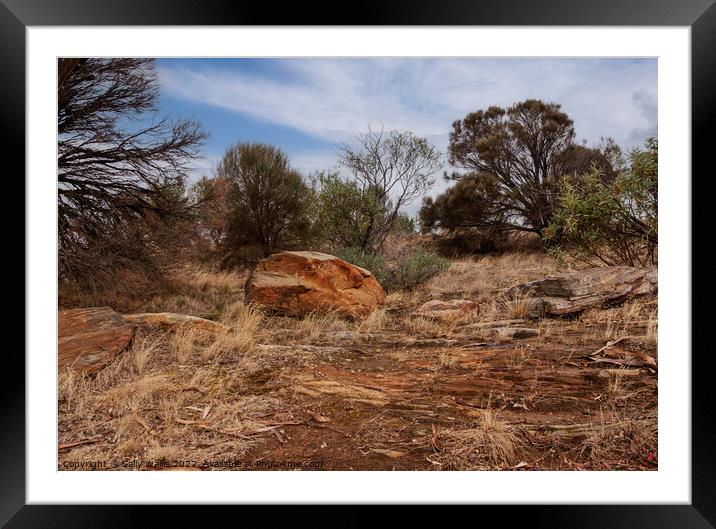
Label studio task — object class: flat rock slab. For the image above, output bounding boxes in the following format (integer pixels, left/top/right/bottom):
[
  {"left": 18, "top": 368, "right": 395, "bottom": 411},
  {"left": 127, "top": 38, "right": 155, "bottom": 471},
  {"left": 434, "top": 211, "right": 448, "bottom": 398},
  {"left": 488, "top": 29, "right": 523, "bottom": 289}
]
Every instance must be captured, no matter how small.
[
  {"left": 59, "top": 307, "right": 135, "bottom": 375},
  {"left": 123, "top": 312, "right": 230, "bottom": 333},
  {"left": 489, "top": 327, "right": 540, "bottom": 340},
  {"left": 414, "top": 299, "right": 477, "bottom": 320},
  {"left": 508, "top": 266, "right": 657, "bottom": 317},
  {"left": 245, "top": 251, "right": 385, "bottom": 319},
  {"left": 462, "top": 319, "right": 528, "bottom": 330}
]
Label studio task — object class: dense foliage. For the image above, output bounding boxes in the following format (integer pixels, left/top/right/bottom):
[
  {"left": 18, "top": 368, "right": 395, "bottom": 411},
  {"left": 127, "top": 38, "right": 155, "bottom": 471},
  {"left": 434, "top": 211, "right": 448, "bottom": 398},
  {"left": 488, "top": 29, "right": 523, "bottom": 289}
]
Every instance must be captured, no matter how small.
[
  {"left": 545, "top": 138, "right": 658, "bottom": 266},
  {"left": 313, "top": 171, "right": 388, "bottom": 251},
  {"left": 332, "top": 129, "right": 441, "bottom": 252},
  {"left": 335, "top": 247, "right": 450, "bottom": 292},
  {"left": 444, "top": 99, "right": 613, "bottom": 236},
  {"left": 217, "top": 143, "right": 317, "bottom": 265}
]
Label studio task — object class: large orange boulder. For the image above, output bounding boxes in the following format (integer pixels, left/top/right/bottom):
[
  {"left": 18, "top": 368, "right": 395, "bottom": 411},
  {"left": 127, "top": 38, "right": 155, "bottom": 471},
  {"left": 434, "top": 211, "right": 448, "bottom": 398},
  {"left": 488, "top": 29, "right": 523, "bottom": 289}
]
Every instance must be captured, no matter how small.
[
  {"left": 245, "top": 251, "right": 385, "bottom": 318},
  {"left": 59, "top": 307, "right": 135, "bottom": 375}
]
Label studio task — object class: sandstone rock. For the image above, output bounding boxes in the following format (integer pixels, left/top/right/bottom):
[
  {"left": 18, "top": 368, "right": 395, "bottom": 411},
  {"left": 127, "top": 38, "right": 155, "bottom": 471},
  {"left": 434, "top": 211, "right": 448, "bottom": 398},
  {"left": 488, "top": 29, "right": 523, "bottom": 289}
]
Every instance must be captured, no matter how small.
[
  {"left": 245, "top": 251, "right": 385, "bottom": 319},
  {"left": 59, "top": 307, "right": 135, "bottom": 375},
  {"left": 462, "top": 319, "right": 528, "bottom": 330},
  {"left": 414, "top": 299, "right": 477, "bottom": 320},
  {"left": 123, "top": 312, "right": 230, "bottom": 333},
  {"left": 489, "top": 327, "right": 540, "bottom": 340},
  {"left": 508, "top": 266, "right": 657, "bottom": 317}
]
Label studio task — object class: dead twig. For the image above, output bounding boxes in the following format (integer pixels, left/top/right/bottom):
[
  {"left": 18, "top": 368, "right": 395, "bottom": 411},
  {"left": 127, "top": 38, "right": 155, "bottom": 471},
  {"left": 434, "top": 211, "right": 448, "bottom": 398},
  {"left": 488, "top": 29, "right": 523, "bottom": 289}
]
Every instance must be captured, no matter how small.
[{"left": 58, "top": 436, "right": 104, "bottom": 451}]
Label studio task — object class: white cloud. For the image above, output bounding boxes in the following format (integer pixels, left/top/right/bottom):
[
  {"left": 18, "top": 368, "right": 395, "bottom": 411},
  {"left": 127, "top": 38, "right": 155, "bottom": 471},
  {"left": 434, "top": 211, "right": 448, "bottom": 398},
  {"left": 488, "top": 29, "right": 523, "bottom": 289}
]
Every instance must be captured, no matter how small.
[
  {"left": 159, "top": 58, "right": 656, "bottom": 149},
  {"left": 160, "top": 58, "right": 657, "bottom": 211}
]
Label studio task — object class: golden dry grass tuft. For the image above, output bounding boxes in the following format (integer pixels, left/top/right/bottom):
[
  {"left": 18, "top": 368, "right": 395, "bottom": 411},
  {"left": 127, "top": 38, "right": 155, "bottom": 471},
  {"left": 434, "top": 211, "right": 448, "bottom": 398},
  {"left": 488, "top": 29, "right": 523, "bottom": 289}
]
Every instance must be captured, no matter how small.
[
  {"left": 436, "top": 408, "right": 527, "bottom": 470},
  {"left": 358, "top": 309, "right": 390, "bottom": 334},
  {"left": 100, "top": 373, "right": 177, "bottom": 416},
  {"left": 293, "top": 311, "right": 349, "bottom": 343},
  {"left": 58, "top": 368, "right": 91, "bottom": 414},
  {"left": 171, "top": 325, "right": 203, "bottom": 364},
  {"left": 402, "top": 314, "right": 446, "bottom": 337},
  {"left": 221, "top": 301, "right": 264, "bottom": 329},
  {"left": 131, "top": 334, "right": 166, "bottom": 374},
  {"left": 501, "top": 291, "right": 536, "bottom": 320},
  {"left": 183, "top": 268, "right": 244, "bottom": 296}
]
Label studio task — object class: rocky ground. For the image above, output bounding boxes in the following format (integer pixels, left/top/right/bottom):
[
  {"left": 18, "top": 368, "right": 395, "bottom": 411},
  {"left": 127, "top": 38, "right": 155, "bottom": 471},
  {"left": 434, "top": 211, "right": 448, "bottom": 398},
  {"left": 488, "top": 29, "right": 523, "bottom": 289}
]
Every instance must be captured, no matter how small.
[{"left": 58, "top": 252, "right": 658, "bottom": 471}]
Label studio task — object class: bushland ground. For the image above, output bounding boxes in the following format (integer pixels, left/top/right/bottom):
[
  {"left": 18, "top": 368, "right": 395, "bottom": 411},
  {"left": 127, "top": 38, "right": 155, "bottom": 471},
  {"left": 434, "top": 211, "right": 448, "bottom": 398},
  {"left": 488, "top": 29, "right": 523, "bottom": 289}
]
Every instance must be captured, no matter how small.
[{"left": 58, "top": 251, "right": 657, "bottom": 471}]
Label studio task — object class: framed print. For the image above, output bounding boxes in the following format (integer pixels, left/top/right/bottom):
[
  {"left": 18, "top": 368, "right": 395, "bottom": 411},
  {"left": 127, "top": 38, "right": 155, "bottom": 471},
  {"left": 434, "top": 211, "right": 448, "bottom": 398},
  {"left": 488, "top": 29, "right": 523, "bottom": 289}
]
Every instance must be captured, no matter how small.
[{"left": 3, "top": 0, "right": 715, "bottom": 525}]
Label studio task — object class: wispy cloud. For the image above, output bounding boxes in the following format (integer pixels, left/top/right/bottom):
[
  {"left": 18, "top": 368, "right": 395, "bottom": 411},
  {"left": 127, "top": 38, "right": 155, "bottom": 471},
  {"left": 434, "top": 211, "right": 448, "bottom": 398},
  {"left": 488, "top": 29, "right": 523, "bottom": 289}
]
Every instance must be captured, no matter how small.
[
  {"left": 158, "top": 58, "right": 657, "bottom": 214},
  {"left": 159, "top": 58, "right": 656, "bottom": 148}
]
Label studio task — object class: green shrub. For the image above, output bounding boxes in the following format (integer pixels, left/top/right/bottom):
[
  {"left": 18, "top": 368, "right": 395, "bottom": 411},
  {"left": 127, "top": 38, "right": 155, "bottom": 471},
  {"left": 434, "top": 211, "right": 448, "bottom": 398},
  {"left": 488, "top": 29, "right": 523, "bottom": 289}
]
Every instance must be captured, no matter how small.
[
  {"left": 388, "top": 249, "right": 450, "bottom": 291},
  {"left": 546, "top": 137, "right": 657, "bottom": 266},
  {"left": 333, "top": 247, "right": 391, "bottom": 285},
  {"left": 335, "top": 246, "right": 449, "bottom": 292}
]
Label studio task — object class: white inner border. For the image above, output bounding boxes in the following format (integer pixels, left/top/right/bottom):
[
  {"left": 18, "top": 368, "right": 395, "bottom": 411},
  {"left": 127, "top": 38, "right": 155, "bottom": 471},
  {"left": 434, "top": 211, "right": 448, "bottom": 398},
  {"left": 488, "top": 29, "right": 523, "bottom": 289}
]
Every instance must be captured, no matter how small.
[{"left": 27, "top": 27, "right": 691, "bottom": 504}]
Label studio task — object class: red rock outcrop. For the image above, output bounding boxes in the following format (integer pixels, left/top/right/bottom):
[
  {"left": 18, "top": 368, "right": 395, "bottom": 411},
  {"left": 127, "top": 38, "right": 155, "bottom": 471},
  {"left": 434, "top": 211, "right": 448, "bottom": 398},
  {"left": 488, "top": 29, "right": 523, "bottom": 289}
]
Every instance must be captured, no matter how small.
[
  {"left": 59, "top": 307, "right": 135, "bottom": 375},
  {"left": 508, "top": 266, "right": 657, "bottom": 317},
  {"left": 245, "top": 251, "right": 385, "bottom": 318}
]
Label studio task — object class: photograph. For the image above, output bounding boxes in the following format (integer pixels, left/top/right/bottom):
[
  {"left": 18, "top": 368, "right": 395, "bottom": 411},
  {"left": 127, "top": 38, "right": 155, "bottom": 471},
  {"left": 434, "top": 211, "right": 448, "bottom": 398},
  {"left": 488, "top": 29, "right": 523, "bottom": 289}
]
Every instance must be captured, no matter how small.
[
  {"left": 1, "top": 0, "right": 711, "bottom": 520},
  {"left": 56, "top": 56, "right": 660, "bottom": 472}
]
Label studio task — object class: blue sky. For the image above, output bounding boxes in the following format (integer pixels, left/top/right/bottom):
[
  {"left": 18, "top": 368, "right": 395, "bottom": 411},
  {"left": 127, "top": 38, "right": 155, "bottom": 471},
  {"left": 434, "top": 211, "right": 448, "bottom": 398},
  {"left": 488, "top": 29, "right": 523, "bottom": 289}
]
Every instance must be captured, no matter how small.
[{"left": 155, "top": 58, "right": 657, "bottom": 215}]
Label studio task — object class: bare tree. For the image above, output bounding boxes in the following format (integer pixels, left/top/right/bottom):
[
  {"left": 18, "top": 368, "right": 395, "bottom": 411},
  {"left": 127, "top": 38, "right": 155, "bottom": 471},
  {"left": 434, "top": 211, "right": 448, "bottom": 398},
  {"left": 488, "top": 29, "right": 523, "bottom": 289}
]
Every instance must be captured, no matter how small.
[
  {"left": 57, "top": 58, "right": 206, "bottom": 283},
  {"left": 337, "top": 129, "right": 441, "bottom": 251}
]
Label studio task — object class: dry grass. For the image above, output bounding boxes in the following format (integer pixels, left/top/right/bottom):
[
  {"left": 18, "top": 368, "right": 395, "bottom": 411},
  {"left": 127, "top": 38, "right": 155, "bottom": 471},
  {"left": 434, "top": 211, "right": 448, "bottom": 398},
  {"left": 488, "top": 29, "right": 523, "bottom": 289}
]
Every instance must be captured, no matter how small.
[
  {"left": 100, "top": 373, "right": 178, "bottom": 416},
  {"left": 537, "top": 318, "right": 556, "bottom": 341},
  {"left": 577, "top": 412, "right": 657, "bottom": 469},
  {"left": 58, "top": 368, "right": 91, "bottom": 414},
  {"left": 202, "top": 329, "right": 256, "bottom": 361},
  {"left": 472, "top": 293, "right": 501, "bottom": 323},
  {"left": 427, "top": 251, "right": 560, "bottom": 299},
  {"left": 58, "top": 322, "right": 288, "bottom": 468},
  {"left": 604, "top": 368, "right": 645, "bottom": 403},
  {"left": 501, "top": 291, "right": 536, "bottom": 320},
  {"left": 436, "top": 407, "right": 527, "bottom": 470},
  {"left": 402, "top": 315, "right": 447, "bottom": 337},
  {"left": 131, "top": 334, "right": 165, "bottom": 374},
  {"left": 181, "top": 267, "right": 245, "bottom": 296},
  {"left": 221, "top": 301, "right": 264, "bottom": 328},
  {"left": 60, "top": 265, "right": 247, "bottom": 316},
  {"left": 162, "top": 302, "right": 265, "bottom": 362},
  {"left": 358, "top": 309, "right": 390, "bottom": 333},
  {"left": 145, "top": 444, "right": 187, "bottom": 462},
  {"left": 293, "top": 311, "right": 349, "bottom": 343},
  {"left": 645, "top": 317, "right": 658, "bottom": 346},
  {"left": 581, "top": 298, "right": 657, "bottom": 343},
  {"left": 384, "top": 290, "right": 423, "bottom": 309},
  {"left": 506, "top": 347, "right": 533, "bottom": 369},
  {"left": 171, "top": 325, "right": 202, "bottom": 364}
]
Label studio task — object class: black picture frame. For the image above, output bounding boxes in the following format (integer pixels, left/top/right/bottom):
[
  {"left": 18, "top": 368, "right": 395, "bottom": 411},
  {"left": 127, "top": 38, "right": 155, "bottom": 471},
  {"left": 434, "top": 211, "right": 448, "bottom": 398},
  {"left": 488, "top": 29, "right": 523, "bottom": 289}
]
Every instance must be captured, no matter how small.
[{"left": 2, "top": 0, "right": 714, "bottom": 526}]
